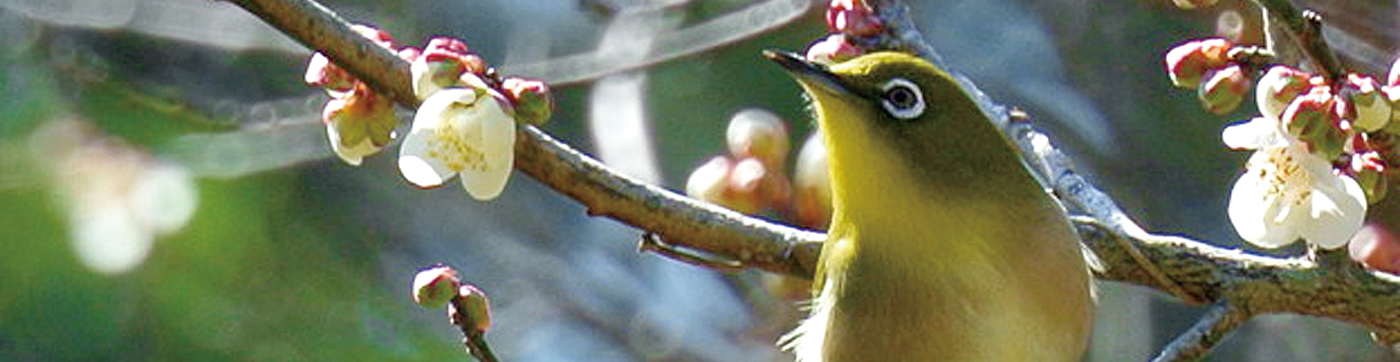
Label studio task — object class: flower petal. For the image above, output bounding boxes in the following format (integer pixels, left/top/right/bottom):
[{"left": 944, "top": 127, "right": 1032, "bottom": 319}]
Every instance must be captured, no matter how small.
[
  {"left": 1228, "top": 159, "right": 1301, "bottom": 248},
  {"left": 478, "top": 94, "right": 516, "bottom": 170},
  {"left": 327, "top": 122, "right": 378, "bottom": 166},
  {"left": 457, "top": 91, "right": 516, "bottom": 201},
  {"left": 1301, "top": 173, "right": 1367, "bottom": 249},
  {"left": 1221, "top": 117, "right": 1285, "bottom": 150},
  {"left": 398, "top": 89, "right": 475, "bottom": 187}
]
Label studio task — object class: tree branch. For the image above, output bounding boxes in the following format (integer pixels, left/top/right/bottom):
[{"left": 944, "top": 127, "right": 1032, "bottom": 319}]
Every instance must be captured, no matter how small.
[
  {"left": 1252, "top": 0, "right": 1348, "bottom": 81},
  {"left": 1149, "top": 303, "right": 1249, "bottom": 362},
  {"left": 222, "top": 0, "right": 1400, "bottom": 349},
  {"left": 223, "top": 0, "right": 823, "bottom": 279}
]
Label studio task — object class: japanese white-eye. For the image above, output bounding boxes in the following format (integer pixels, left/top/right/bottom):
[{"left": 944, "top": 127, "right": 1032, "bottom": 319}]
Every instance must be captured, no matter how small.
[{"left": 765, "top": 50, "right": 1094, "bottom": 361}]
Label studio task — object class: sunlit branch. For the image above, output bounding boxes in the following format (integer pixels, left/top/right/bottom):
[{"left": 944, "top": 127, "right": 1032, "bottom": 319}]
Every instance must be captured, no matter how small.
[{"left": 224, "top": 0, "right": 1400, "bottom": 352}]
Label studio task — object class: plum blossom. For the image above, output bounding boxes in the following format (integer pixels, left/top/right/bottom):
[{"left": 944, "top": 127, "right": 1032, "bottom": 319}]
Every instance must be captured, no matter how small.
[
  {"left": 1222, "top": 116, "right": 1367, "bottom": 249},
  {"left": 398, "top": 81, "right": 516, "bottom": 201}
]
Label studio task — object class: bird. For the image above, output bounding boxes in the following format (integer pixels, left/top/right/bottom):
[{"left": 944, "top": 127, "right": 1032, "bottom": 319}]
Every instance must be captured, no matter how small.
[{"left": 764, "top": 50, "right": 1095, "bottom": 362}]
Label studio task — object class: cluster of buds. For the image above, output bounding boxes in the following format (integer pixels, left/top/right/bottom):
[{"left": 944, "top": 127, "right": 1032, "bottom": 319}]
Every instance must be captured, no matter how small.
[
  {"left": 1165, "top": 38, "right": 1249, "bottom": 115},
  {"left": 305, "top": 24, "right": 421, "bottom": 166},
  {"left": 1169, "top": 37, "right": 1400, "bottom": 253},
  {"left": 412, "top": 264, "right": 492, "bottom": 335},
  {"left": 304, "top": 28, "right": 555, "bottom": 201},
  {"left": 1251, "top": 64, "right": 1398, "bottom": 203},
  {"left": 684, "top": 109, "right": 834, "bottom": 231},
  {"left": 686, "top": 109, "right": 793, "bottom": 216},
  {"left": 805, "top": 0, "right": 882, "bottom": 65},
  {"left": 398, "top": 36, "right": 555, "bottom": 201}
]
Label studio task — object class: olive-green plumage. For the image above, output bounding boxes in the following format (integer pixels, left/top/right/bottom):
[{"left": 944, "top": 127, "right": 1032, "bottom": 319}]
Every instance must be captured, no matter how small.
[{"left": 767, "top": 51, "right": 1093, "bottom": 362}]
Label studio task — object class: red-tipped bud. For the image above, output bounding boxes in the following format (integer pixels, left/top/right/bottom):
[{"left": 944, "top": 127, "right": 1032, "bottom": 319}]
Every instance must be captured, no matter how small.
[
  {"left": 826, "top": 0, "right": 883, "bottom": 37},
  {"left": 1349, "top": 148, "right": 1388, "bottom": 203},
  {"left": 449, "top": 284, "right": 492, "bottom": 334},
  {"left": 305, "top": 52, "right": 356, "bottom": 96},
  {"left": 1283, "top": 86, "right": 1347, "bottom": 160},
  {"left": 412, "top": 37, "right": 490, "bottom": 100},
  {"left": 1341, "top": 73, "right": 1392, "bottom": 132},
  {"left": 502, "top": 77, "right": 554, "bottom": 125},
  {"left": 1165, "top": 38, "right": 1233, "bottom": 89},
  {"left": 422, "top": 37, "right": 487, "bottom": 75},
  {"left": 412, "top": 264, "right": 461, "bottom": 309},
  {"left": 1197, "top": 64, "right": 1250, "bottom": 115},
  {"left": 1255, "top": 65, "right": 1312, "bottom": 120},
  {"left": 397, "top": 46, "right": 422, "bottom": 63},
  {"left": 805, "top": 34, "right": 862, "bottom": 65},
  {"left": 321, "top": 82, "right": 397, "bottom": 165}
]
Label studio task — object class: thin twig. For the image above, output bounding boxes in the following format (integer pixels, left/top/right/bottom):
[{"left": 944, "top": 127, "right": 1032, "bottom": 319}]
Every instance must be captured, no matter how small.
[
  {"left": 1149, "top": 302, "right": 1250, "bottom": 362},
  {"left": 462, "top": 333, "right": 499, "bottom": 362},
  {"left": 1252, "top": 0, "right": 1348, "bottom": 81}
]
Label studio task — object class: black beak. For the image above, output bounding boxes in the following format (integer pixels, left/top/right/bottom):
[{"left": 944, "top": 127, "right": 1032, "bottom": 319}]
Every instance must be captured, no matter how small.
[{"left": 763, "top": 50, "right": 854, "bottom": 96}]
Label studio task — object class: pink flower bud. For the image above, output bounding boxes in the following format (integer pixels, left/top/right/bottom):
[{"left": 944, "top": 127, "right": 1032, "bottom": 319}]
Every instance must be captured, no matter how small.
[
  {"left": 412, "top": 37, "right": 491, "bottom": 100},
  {"left": 1165, "top": 38, "right": 1233, "bottom": 89},
  {"left": 805, "top": 34, "right": 862, "bottom": 65},
  {"left": 321, "top": 82, "right": 397, "bottom": 165},
  {"left": 305, "top": 52, "right": 356, "bottom": 96},
  {"left": 826, "top": 0, "right": 883, "bottom": 37},
  {"left": 502, "top": 77, "right": 554, "bottom": 125},
  {"left": 397, "top": 46, "right": 422, "bottom": 63},
  {"left": 1197, "top": 64, "right": 1250, "bottom": 115},
  {"left": 1255, "top": 65, "right": 1311, "bottom": 120},
  {"left": 412, "top": 264, "right": 461, "bottom": 309},
  {"left": 1282, "top": 86, "right": 1347, "bottom": 160},
  {"left": 423, "top": 37, "right": 487, "bottom": 75},
  {"left": 450, "top": 284, "right": 492, "bottom": 334},
  {"left": 1341, "top": 73, "right": 1391, "bottom": 132}
]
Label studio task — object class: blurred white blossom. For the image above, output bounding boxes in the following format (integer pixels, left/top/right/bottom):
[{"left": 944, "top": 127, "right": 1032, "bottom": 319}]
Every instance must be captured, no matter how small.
[{"left": 32, "top": 119, "right": 198, "bottom": 275}]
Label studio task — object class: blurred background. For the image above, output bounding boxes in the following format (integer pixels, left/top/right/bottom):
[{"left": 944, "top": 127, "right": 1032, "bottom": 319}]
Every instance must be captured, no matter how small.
[{"left": 0, "top": 0, "right": 1397, "bottom": 361}]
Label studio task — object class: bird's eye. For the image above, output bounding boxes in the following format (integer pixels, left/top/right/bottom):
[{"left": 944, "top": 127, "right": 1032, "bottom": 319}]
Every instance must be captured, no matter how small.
[{"left": 879, "top": 78, "right": 925, "bottom": 120}]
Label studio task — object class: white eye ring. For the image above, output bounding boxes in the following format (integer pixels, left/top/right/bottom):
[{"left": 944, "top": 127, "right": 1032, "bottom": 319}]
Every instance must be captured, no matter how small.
[{"left": 879, "top": 78, "right": 924, "bottom": 120}]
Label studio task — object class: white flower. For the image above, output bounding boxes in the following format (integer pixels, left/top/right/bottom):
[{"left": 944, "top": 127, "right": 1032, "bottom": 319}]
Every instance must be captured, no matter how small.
[
  {"left": 398, "top": 86, "right": 516, "bottom": 201},
  {"left": 325, "top": 116, "right": 381, "bottom": 166},
  {"left": 1223, "top": 116, "right": 1367, "bottom": 249},
  {"left": 320, "top": 83, "right": 398, "bottom": 166}
]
